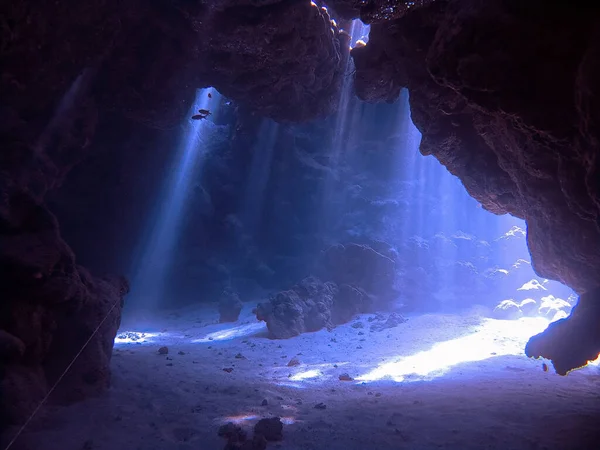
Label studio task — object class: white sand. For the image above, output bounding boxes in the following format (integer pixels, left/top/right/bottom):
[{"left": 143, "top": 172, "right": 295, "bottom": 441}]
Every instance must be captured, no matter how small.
[{"left": 12, "top": 305, "right": 600, "bottom": 450}]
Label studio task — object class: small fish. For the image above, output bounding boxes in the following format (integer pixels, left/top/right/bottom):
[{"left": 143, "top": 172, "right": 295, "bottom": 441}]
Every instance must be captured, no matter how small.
[
  {"left": 191, "top": 109, "right": 212, "bottom": 120},
  {"left": 542, "top": 363, "right": 548, "bottom": 372},
  {"left": 207, "top": 93, "right": 212, "bottom": 98}
]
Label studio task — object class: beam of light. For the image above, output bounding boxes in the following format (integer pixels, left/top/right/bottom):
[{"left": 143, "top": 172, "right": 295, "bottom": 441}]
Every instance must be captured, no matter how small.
[
  {"left": 320, "top": 19, "right": 370, "bottom": 233},
  {"left": 356, "top": 317, "right": 550, "bottom": 383},
  {"left": 240, "top": 120, "right": 279, "bottom": 236},
  {"left": 129, "top": 88, "right": 221, "bottom": 308},
  {"left": 348, "top": 20, "right": 370, "bottom": 49},
  {"left": 114, "top": 331, "right": 162, "bottom": 345},
  {"left": 191, "top": 322, "right": 266, "bottom": 343},
  {"left": 35, "top": 68, "right": 95, "bottom": 156}
]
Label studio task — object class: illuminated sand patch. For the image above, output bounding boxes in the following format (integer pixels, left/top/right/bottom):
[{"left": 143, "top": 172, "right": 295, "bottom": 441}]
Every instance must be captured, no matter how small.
[
  {"left": 192, "top": 322, "right": 266, "bottom": 343},
  {"left": 357, "top": 317, "right": 550, "bottom": 382}
]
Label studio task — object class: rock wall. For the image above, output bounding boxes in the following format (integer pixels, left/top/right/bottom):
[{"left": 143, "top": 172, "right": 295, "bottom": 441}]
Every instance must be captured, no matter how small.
[
  {"left": 348, "top": 0, "right": 600, "bottom": 372},
  {"left": 351, "top": 0, "right": 600, "bottom": 294},
  {"left": 1, "top": 0, "right": 347, "bottom": 427},
  {"left": 0, "top": 194, "right": 128, "bottom": 430}
]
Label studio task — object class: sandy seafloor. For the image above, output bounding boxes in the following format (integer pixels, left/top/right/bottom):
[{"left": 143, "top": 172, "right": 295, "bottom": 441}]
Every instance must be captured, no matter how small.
[{"left": 10, "top": 304, "right": 600, "bottom": 450}]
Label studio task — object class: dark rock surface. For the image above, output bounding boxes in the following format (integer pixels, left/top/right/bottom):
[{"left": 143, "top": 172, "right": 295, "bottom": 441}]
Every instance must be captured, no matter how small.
[
  {"left": 526, "top": 287, "right": 600, "bottom": 375},
  {"left": 0, "top": 195, "right": 128, "bottom": 427},
  {"left": 0, "top": 0, "right": 347, "bottom": 427},
  {"left": 352, "top": 1, "right": 600, "bottom": 295},
  {"left": 255, "top": 276, "right": 338, "bottom": 339},
  {"left": 350, "top": 0, "right": 600, "bottom": 371},
  {"left": 326, "top": 0, "right": 436, "bottom": 23},
  {"left": 254, "top": 417, "right": 283, "bottom": 441},
  {"left": 198, "top": 0, "right": 346, "bottom": 122}
]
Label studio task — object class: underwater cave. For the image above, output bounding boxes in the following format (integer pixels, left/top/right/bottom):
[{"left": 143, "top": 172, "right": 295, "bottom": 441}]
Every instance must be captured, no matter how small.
[{"left": 2, "top": 1, "right": 600, "bottom": 449}]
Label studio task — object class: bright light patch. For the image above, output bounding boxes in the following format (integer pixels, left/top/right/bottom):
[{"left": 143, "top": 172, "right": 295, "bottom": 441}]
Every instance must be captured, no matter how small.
[
  {"left": 280, "top": 417, "right": 295, "bottom": 425},
  {"left": 192, "top": 322, "right": 266, "bottom": 343},
  {"left": 357, "top": 317, "right": 549, "bottom": 383},
  {"left": 115, "top": 331, "right": 161, "bottom": 345},
  {"left": 290, "top": 369, "right": 321, "bottom": 381},
  {"left": 222, "top": 415, "right": 258, "bottom": 424}
]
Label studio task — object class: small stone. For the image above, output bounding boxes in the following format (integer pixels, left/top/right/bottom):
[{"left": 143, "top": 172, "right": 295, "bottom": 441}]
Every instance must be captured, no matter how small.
[
  {"left": 218, "top": 422, "right": 246, "bottom": 442},
  {"left": 178, "top": 351, "right": 185, "bottom": 355},
  {"left": 223, "top": 367, "right": 234, "bottom": 373},
  {"left": 314, "top": 402, "right": 327, "bottom": 410},
  {"left": 254, "top": 417, "right": 283, "bottom": 441},
  {"left": 166, "top": 363, "right": 173, "bottom": 366},
  {"left": 235, "top": 353, "right": 246, "bottom": 359},
  {"left": 358, "top": 331, "right": 364, "bottom": 335},
  {"left": 158, "top": 346, "right": 168, "bottom": 355},
  {"left": 287, "top": 357, "right": 301, "bottom": 367},
  {"left": 351, "top": 322, "right": 364, "bottom": 329},
  {"left": 338, "top": 373, "right": 353, "bottom": 381},
  {"left": 261, "top": 399, "right": 269, "bottom": 406}
]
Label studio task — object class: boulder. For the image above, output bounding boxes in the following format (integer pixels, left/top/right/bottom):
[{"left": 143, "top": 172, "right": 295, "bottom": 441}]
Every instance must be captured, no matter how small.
[
  {"left": 538, "top": 295, "right": 572, "bottom": 319},
  {"left": 255, "top": 277, "right": 338, "bottom": 339},
  {"left": 492, "top": 300, "right": 522, "bottom": 320},
  {"left": 518, "top": 299, "right": 538, "bottom": 317},
  {"left": 218, "top": 289, "right": 243, "bottom": 323}
]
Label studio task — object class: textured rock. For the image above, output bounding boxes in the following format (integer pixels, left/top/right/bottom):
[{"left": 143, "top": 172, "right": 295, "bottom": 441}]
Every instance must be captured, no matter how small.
[
  {"left": 319, "top": 243, "right": 397, "bottom": 301},
  {"left": 255, "top": 243, "right": 400, "bottom": 338},
  {"left": 351, "top": 1, "right": 600, "bottom": 294},
  {"left": 254, "top": 417, "right": 283, "bottom": 441},
  {"left": 492, "top": 300, "right": 522, "bottom": 320},
  {"left": 218, "top": 289, "right": 243, "bottom": 323},
  {"left": 255, "top": 277, "right": 338, "bottom": 339},
  {"left": 518, "top": 299, "right": 538, "bottom": 317},
  {"left": 326, "top": 0, "right": 437, "bottom": 23},
  {"left": 197, "top": 0, "right": 346, "bottom": 122},
  {"left": 537, "top": 295, "right": 572, "bottom": 320},
  {"left": 0, "top": 195, "right": 128, "bottom": 426},
  {"left": 526, "top": 287, "right": 600, "bottom": 375}
]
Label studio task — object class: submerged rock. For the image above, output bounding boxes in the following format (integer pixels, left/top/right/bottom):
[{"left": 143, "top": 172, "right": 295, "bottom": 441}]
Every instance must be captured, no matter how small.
[
  {"left": 219, "top": 289, "right": 243, "bottom": 323},
  {"left": 369, "top": 313, "right": 408, "bottom": 332},
  {"left": 526, "top": 287, "right": 600, "bottom": 375},
  {"left": 255, "top": 277, "right": 337, "bottom": 339},
  {"left": 518, "top": 299, "right": 538, "bottom": 316},
  {"left": 492, "top": 300, "right": 523, "bottom": 320},
  {"left": 254, "top": 417, "right": 283, "bottom": 442},
  {"left": 538, "top": 295, "right": 572, "bottom": 319}
]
